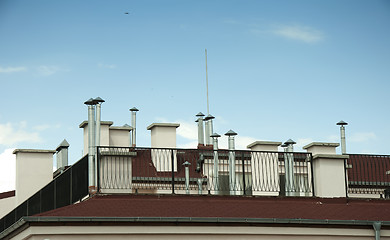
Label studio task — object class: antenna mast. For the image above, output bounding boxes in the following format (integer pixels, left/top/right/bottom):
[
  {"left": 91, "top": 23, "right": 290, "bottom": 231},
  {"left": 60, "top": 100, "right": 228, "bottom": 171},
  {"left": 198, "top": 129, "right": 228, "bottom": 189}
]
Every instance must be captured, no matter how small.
[{"left": 205, "top": 49, "right": 210, "bottom": 115}]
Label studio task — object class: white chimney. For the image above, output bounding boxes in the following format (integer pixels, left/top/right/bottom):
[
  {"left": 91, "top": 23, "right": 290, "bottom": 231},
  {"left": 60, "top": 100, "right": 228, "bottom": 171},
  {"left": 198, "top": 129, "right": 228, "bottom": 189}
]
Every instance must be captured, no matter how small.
[
  {"left": 56, "top": 139, "right": 70, "bottom": 170},
  {"left": 13, "top": 149, "right": 55, "bottom": 205}
]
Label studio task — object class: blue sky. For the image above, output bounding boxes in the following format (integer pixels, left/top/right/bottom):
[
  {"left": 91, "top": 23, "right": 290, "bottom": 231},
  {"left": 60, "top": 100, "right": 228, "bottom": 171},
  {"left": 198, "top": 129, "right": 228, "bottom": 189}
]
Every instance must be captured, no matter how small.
[{"left": 0, "top": 1, "right": 389, "bottom": 192}]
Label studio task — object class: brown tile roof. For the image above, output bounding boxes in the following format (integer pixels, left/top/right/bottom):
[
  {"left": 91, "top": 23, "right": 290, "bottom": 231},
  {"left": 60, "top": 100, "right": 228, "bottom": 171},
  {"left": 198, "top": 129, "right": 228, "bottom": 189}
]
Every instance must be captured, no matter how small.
[
  {"left": 0, "top": 190, "right": 15, "bottom": 200},
  {"left": 348, "top": 154, "right": 390, "bottom": 187},
  {"left": 36, "top": 194, "right": 390, "bottom": 222}
]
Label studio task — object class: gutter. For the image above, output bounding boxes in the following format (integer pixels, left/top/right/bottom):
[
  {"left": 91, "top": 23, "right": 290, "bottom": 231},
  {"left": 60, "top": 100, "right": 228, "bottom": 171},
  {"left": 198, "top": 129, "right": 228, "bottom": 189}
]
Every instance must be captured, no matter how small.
[{"left": 1, "top": 216, "right": 387, "bottom": 239}]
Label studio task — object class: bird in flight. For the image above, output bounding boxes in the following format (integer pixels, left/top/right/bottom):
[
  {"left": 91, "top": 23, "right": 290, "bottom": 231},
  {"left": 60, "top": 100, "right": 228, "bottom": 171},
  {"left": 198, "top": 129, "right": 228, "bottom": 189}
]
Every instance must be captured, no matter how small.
[{"left": 124, "top": 12, "right": 129, "bottom": 14}]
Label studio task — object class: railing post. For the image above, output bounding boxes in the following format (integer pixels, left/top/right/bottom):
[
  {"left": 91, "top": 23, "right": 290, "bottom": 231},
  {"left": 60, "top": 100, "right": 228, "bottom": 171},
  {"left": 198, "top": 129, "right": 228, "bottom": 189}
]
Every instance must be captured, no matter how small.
[
  {"left": 310, "top": 154, "right": 315, "bottom": 196},
  {"left": 171, "top": 149, "right": 175, "bottom": 194},
  {"left": 344, "top": 158, "right": 349, "bottom": 198},
  {"left": 97, "top": 147, "right": 100, "bottom": 193},
  {"left": 242, "top": 152, "right": 246, "bottom": 195}
]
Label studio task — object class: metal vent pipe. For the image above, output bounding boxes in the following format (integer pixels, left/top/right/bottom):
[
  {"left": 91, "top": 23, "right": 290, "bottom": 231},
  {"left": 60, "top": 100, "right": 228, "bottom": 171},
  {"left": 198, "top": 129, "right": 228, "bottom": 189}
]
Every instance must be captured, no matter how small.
[
  {"left": 204, "top": 117, "right": 210, "bottom": 145},
  {"left": 130, "top": 107, "right": 139, "bottom": 147},
  {"left": 225, "top": 130, "right": 237, "bottom": 195},
  {"left": 284, "top": 139, "right": 296, "bottom": 196},
  {"left": 94, "top": 97, "right": 105, "bottom": 149},
  {"left": 337, "top": 120, "right": 348, "bottom": 154},
  {"left": 211, "top": 133, "right": 221, "bottom": 192},
  {"left": 196, "top": 112, "right": 205, "bottom": 146},
  {"left": 205, "top": 114, "right": 215, "bottom": 145},
  {"left": 84, "top": 98, "right": 97, "bottom": 194}
]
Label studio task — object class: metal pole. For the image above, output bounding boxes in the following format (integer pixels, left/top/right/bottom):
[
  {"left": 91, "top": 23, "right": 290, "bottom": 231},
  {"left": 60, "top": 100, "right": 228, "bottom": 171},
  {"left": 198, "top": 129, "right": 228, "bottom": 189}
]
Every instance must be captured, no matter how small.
[
  {"left": 205, "top": 49, "right": 210, "bottom": 115},
  {"left": 171, "top": 149, "right": 175, "bottom": 194}
]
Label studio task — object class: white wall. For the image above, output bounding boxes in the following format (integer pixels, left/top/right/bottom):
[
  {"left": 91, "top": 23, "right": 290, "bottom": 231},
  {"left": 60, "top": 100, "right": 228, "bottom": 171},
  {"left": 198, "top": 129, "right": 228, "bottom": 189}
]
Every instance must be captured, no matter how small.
[{"left": 0, "top": 195, "right": 15, "bottom": 218}]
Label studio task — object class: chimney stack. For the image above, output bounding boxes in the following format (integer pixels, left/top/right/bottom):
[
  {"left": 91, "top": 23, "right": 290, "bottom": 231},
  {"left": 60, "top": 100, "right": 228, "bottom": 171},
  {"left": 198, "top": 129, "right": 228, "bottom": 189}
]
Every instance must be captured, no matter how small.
[
  {"left": 283, "top": 139, "right": 296, "bottom": 196},
  {"left": 94, "top": 97, "right": 105, "bottom": 149},
  {"left": 56, "top": 139, "right": 70, "bottom": 171},
  {"left": 225, "top": 130, "right": 237, "bottom": 194},
  {"left": 84, "top": 98, "right": 97, "bottom": 195},
  {"left": 130, "top": 107, "right": 139, "bottom": 147},
  {"left": 196, "top": 112, "right": 205, "bottom": 147},
  {"left": 211, "top": 133, "right": 221, "bottom": 192},
  {"left": 337, "top": 120, "right": 348, "bottom": 154}
]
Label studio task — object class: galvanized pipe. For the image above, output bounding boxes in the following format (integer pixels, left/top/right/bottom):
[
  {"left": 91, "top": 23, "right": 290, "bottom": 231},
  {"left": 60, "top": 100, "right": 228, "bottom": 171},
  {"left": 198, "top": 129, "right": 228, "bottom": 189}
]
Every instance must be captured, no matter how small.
[
  {"left": 130, "top": 107, "right": 139, "bottom": 147},
  {"left": 211, "top": 133, "right": 220, "bottom": 192},
  {"left": 373, "top": 221, "right": 381, "bottom": 240},
  {"left": 204, "top": 119, "right": 210, "bottom": 145},
  {"left": 205, "top": 114, "right": 215, "bottom": 145},
  {"left": 225, "top": 130, "right": 237, "bottom": 194},
  {"left": 284, "top": 139, "right": 296, "bottom": 196},
  {"left": 337, "top": 121, "right": 348, "bottom": 154},
  {"left": 85, "top": 98, "right": 96, "bottom": 194},
  {"left": 183, "top": 161, "right": 191, "bottom": 194},
  {"left": 196, "top": 112, "right": 205, "bottom": 146}
]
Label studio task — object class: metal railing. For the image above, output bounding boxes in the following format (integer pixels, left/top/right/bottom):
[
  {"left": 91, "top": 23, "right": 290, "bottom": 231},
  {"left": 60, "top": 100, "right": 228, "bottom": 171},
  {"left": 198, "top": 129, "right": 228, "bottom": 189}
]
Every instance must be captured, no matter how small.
[
  {"left": 0, "top": 155, "right": 89, "bottom": 233},
  {"left": 97, "top": 147, "right": 313, "bottom": 196},
  {"left": 347, "top": 154, "right": 390, "bottom": 197}
]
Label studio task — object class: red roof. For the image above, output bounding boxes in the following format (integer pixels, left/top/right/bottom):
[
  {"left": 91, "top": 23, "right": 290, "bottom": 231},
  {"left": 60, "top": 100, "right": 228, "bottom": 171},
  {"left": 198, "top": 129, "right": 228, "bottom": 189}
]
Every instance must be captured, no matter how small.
[{"left": 36, "top": 194, "right": 390, "bottom": 222}]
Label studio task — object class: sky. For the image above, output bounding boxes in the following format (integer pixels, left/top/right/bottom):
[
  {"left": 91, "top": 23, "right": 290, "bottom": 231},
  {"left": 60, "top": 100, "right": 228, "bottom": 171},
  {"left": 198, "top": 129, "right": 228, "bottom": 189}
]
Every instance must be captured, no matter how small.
[{"left": 0, "top": 0, "right": 389, "bottom": 192}]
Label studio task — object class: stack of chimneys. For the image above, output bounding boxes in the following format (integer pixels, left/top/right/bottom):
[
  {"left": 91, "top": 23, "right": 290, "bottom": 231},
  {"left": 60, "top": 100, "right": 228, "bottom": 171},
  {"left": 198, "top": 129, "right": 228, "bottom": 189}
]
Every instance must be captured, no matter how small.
[{"left": 196, "top": 112, "right": 216, "bottom": 148}]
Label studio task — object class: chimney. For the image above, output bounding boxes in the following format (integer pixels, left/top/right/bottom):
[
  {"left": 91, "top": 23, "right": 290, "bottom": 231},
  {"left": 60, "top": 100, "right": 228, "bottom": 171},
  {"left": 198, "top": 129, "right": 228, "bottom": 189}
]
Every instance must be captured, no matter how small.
[
  {"left": 56, "top": 139, "right": 70, "bottom": 171},
  {"left": 225, "top": 130, "right": 237, "bottom": 194},
  {"left": 196, "top": 112, "right": 205, "bottom": 147},
  {"left": 130, "top": 107, "right": 139, "bottom": 147},
  {"left": 204, "top": 114, "right": 215, "bottom": 145},
  {"left": 94, "top": 97, "right": 105, "bottom": 148},
  {"left": 283, "top": 139, "right": 296, "bottom": 196},
  {"left": 337, "top": 120, "right": 348, "bottom": 154},
  {"left": 13, "top": 149, "right": 55, "bottom": 205},
  {"left": 147, "top": 123, "right": 180, "bottom": 148},
  {"left": 84, "top": 98, "right": 97, "bottom": 195},
  {"left": 211, "top": 133, "right": 221, "bottom": 192}
]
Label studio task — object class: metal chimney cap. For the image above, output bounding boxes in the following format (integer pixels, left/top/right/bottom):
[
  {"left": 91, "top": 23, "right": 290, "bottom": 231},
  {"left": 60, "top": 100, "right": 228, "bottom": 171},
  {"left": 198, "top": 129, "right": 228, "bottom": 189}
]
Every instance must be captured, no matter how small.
[
  {"left": 337, "top": 120, "right": 348, "bottom": 126},
  {"left": 84, "top": 98, "right": 95, "bottom": 105},
  {"left": 204, "top": 114, "right": 215, "bottom": 120},
  {"left": 284, "top": 139, "right": 296, "bottom": 145},
  {"left": 210, "top": 133, "right": 221, "bottom": 138},
  {"left": 225, "top": 129, "right": 237, "bottom": 136},
  {"left": 94, "top": 97, "right": 105, "bottom": 103},
  {"left": 130, "top": 107, "right": 139, "bottom": 112},
  {"left": 196, "top": 112, "right": 205, "bottom": 117},
  {"left": 56, "top": 139, "right": 70, "bottom": 151},
  {"left": 182, "top": 161, "right": 191, "bottom": 166}
]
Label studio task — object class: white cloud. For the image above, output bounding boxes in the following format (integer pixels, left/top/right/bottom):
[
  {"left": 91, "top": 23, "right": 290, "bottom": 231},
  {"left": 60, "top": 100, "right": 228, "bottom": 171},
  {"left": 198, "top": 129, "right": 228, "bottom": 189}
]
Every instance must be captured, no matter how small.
[
  {"left": 349, "top": 132, "right": 376, "bottom": 143},
  {"left": 177, "top": 121, "right": 197, "bottom": 141},
  {"left": 37, "top": 65, "right": 63, "bottom": 76},
  {"left": 273, "top": 24, "right": 324, "bottom": 43},
  {"left": 0, "top": 66, "right": 26, "bottom": 73},
  {"left": 294, "top": 138, "right": 314, "bottom": 151},
  {"left": 0, "top": 148, "right": 16, "bottom": 193},
  {"left": 98, "top": 63, "right": 117, "bottom": 69},
  {"left": 0, "top": 122, "right": 42, "bottom": 146}
]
